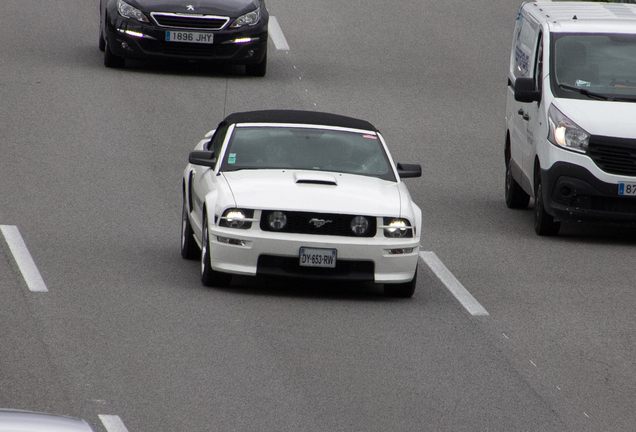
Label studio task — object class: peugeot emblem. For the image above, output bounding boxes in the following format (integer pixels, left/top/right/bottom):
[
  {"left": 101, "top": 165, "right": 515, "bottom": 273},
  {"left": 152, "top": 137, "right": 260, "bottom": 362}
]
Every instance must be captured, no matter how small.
[
  {"left": 186, "top": 5, "right": 195, "bottom": 10},
  {"left": 309, "top": 218, "right": 332, "bottom": 228}
]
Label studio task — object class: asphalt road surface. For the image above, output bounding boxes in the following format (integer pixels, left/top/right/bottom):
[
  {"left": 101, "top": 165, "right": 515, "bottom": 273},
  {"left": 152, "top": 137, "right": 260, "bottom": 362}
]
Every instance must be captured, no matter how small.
[{"left": 2, "top": 0, "right": 636, "bottom": 431}]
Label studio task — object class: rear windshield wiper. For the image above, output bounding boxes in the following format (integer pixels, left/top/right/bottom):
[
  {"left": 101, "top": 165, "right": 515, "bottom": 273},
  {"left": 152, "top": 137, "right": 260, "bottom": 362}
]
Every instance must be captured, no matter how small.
[{"left": 558, "top": 83, "right": 609, "bottom": 101}]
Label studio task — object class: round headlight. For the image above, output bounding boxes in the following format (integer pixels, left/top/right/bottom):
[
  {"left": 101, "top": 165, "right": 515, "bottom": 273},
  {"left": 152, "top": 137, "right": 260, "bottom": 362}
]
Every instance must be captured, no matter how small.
[
  {"left": 350, "top": 216, "right": 369, "bottom": 236},
  {"left": 268, "top": 211, "right": 287, "bottom": 230},
  {"left": 385, "top": 220, "right": 408, "bottom": 238},
  {"left": 225, "top": 210, "right": 247, "bottom": 229}
]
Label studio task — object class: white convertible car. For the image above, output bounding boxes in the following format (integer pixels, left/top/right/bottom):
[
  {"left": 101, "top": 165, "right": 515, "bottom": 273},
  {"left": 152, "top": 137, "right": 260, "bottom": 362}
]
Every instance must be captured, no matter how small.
[{"left": 181, "top": 110, "right": 422, "bottom": 297}]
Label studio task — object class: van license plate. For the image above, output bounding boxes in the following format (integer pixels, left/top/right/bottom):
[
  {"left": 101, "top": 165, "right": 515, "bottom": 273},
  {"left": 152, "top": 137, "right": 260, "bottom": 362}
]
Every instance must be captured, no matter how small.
[
  {"left": 299, "top": 247, "right": 337, "bottom": 268},
  {"left": 618, "top": 183, "right": 636, "bottom": 196},
  {"left": 166, "top": 31, "right": 213, "bottom": 44}
]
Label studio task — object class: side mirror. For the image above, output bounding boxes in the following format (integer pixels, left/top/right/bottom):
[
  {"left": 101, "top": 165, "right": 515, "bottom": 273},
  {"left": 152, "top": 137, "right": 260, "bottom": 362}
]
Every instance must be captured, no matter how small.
[
  {"left": 514, "top": 77, "right": 540, "bottom": 103},
  {"left": 189, "top": 150, "right": 217, "bottom": 167},
  {"left": 397, "top": 163, "right": 422, "bottom": 179}
]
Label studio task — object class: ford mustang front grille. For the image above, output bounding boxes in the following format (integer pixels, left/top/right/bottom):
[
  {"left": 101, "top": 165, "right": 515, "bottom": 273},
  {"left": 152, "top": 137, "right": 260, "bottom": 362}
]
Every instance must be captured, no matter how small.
[{"left": 260, "top": 211, "right": 377, "bottom": 237}]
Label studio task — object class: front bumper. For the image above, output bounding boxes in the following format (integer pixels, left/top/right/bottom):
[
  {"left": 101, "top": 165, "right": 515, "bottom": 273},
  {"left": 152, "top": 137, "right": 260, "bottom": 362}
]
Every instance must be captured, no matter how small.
[
  {"left": 106, "top": 16, "right": 267, "bottom": 64},
  {"left": 541, "top": 162, "right": 636, "bottom": 222},
  {"left": 207, "top": 225, "right": 420, "bottom": 284}
]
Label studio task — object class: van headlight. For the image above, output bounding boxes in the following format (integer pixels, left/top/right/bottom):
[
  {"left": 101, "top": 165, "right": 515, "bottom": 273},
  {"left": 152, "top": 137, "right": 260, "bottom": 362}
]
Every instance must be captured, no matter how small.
[{"left": 548, "top": 104, "right": 589, "bottom": 153}]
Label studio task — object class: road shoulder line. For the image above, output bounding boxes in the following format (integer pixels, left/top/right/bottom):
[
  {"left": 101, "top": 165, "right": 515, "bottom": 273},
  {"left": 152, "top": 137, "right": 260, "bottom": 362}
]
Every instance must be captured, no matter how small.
[
  {"left": 1, "top": 225, "right": 48, "bottom": 292},
  {"left": 99, "top": 415, "right": 130, "bottom": 432},
  {"left": 269, "top": 16, "right": 290, "bottom": 51},
  {"left": 419, "top": 251, "right": 489, "bottom": 316}
]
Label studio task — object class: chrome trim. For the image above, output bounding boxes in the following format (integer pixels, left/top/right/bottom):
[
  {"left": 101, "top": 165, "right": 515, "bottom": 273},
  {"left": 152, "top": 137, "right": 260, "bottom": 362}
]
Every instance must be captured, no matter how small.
[{"left": 150, "top": 12, "right": 230, "bottom": 30}]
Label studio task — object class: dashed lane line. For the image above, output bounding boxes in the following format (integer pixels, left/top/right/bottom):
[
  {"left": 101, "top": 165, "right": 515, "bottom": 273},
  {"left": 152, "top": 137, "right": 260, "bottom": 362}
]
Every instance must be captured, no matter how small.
[
  {"left": 99, "top": 415, "right": 130, "bottom": 432},
  {"left": 419, "top": 251, "right": 489, "bottom": 316},
  {"left": 269, "top": 16, "right": 290, "bottom": 51},
  {"left": 1, "top": 225, "right": 48, "bottom": 292}
]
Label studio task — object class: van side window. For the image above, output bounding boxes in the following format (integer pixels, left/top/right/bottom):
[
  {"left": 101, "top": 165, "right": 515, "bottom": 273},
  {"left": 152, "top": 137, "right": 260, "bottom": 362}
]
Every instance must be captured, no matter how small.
[{"left": 512, "top": 15, "right": 539, "bottom": 79}]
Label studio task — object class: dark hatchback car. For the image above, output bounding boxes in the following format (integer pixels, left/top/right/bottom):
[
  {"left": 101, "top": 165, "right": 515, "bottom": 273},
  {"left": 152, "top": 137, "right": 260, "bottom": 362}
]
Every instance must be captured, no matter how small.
[{"left": 99, "top": 0, "right": 269, "bottom": 76}]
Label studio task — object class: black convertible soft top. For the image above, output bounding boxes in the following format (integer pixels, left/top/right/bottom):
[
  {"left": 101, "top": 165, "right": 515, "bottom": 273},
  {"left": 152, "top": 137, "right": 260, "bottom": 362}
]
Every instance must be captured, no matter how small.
[{"left": 221, "top": 110, "right": 378, "bottom": 132}]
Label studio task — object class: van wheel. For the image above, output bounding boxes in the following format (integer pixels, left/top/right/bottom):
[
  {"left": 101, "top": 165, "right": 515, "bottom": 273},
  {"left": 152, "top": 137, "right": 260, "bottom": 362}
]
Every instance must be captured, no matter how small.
[
  {"left": 505, "top": 156, "right": 530, "bottom": 209},
  {"left": 534, "top": 180, "right": 560, "bottom": 236},
  {"left": 384, "top": 267, "right": 417, "bottom": 298},
  {"left": 201, "top": 214, "right": 233, "bottom": 287}
]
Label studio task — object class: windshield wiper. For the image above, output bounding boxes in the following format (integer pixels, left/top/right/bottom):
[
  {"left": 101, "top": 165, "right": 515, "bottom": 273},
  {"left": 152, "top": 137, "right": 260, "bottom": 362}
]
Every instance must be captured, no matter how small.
[
  {"left": 559, "top": 83, "right": 609, "bottom": 101},
  {"left": 612, "top": 96, "right": 636, "bottom": 103}
]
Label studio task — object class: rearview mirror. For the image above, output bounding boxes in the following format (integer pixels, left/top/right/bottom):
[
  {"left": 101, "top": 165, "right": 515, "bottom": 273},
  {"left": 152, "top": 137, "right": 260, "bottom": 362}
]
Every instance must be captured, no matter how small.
[
  {"left": 189, "top": 150, "right": 217, "bottom": 167},
  {"left": 514, "top": 77, "right": 540, "bottom": 103},
  {"left": 397, "top": 163, "right": 422, "bottom": 179}
]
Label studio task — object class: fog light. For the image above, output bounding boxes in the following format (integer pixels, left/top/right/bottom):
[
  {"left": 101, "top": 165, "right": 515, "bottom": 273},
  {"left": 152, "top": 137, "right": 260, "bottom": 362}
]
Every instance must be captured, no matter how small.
[
  {"left": 350, "top": 216, "right": 369, "bottom": 236},
  {"left": 121, "top": 41, "right": 129, "bottom": 50},
  {"left": 388, "top": 248, "right": 414, "bottom": 255},
  {"left": 267, "top": 211, "right": 287, "bottom": 230},
  {"left": 217, "top": 236, "right": 246, "bottom": 246}
]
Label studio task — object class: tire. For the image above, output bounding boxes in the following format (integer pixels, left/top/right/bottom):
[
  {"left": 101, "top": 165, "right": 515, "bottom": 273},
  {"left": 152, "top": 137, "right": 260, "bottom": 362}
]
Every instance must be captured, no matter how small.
[
  {"left": 200, "top": 214, "right": 233, "bottom": 287},
  {"left": 384, "top": 266, "right": 417, "bottom": 298},
  {"left": 246, "top": 51, "right": 267, "bottom": 77},
  {"left": 104, "top": 36, "right": 125, "bottom": 68},
  {"left": 99, "top": 4, "right": 106, "bottom": 52},
  {"left": 534, "top": 179, "right": 561, "bottom": 236},
  {"left": 505, "top": 156, "right": 530, "bottom": 209},
  {"left": 99, "top": 33, "right": 106, "bottom": 52},
  {"left": 181, "top": 196, "right": 199, "bottom": 260}
]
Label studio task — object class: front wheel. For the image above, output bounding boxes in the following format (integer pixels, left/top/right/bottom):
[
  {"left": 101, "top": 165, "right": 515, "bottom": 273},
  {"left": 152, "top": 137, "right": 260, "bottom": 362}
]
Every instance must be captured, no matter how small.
[
  {"left": 534, "top": 180, "right": 560, "bottom": 236},
  {"left": 104, "top": 36, "right": 125, "bottom": 68},
  {"left": 201, "top": 214, "right": 233, "bottom": 287},
  {"left": 99, "top": 30, "right": 106, "bottom": 52},
  {"left": 181, "top": 196, "right": 199, "bottom": 260},
  {"left": 505, "top": 156, "right": 530, "bottom": 209},
  {"left": 384, "top": 267, "right": 417, "bottom": 298}
]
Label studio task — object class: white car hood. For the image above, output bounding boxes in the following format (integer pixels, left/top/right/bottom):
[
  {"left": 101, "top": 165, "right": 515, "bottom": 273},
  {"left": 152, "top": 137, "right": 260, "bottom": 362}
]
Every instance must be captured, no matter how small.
[
  {"left": 553, "top": 99, "right": 636, "bottom": 138},
  {"left": 221, "top": 170, "right": 402, "bottom": 216}
]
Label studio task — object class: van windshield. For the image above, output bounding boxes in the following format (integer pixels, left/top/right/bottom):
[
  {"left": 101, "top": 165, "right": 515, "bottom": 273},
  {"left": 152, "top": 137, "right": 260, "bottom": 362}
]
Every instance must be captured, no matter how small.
[{"left": 551, "top": 33, "right": 636, "bottom": 101}]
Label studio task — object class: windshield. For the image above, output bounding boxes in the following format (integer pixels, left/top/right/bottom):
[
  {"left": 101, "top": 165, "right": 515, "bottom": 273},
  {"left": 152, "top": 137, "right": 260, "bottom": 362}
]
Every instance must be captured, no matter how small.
[
  {"left": 551, "top": 33, "right": 636, "bottom": 101},
  {"left": 220, "top": 126, "right": 396, "bottom": 181}
]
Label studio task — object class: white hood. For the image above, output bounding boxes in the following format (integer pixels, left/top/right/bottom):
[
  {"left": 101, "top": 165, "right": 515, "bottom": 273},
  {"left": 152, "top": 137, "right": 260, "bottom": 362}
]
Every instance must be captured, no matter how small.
[
  {"left": 221, "top": 170, "right": 402, "bottom": 216},
  {"left": 553, "top": 99, "right": 636, "bottom": 138}
]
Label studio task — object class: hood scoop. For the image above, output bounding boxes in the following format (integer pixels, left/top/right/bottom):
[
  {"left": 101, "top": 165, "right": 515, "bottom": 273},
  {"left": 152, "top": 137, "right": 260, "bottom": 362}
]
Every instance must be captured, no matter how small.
[{"left": 293, "top": 171, "right": 338, "bottom": 186}]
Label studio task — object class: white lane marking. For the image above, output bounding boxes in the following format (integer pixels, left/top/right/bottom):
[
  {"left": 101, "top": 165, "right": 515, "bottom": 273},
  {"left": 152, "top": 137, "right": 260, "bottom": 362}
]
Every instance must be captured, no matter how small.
[
  {"left": 268, "top": 16, "right": 290, "bottom": 51},
  {"left": 419, "top": 251, "right": 489, "bottom": 316},
  {"left": 1, "top": 225, "right": 48, "bottom": 292},
  {"left": 99, "top": 415, "right": 130, "bottom": 432}
]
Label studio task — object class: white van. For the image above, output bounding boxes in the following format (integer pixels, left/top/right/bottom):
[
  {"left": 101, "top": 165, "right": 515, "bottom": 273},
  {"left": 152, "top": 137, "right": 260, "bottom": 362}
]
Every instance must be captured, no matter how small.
[{"left": 505, "top": 1, "right": 636, "bottom": 235}]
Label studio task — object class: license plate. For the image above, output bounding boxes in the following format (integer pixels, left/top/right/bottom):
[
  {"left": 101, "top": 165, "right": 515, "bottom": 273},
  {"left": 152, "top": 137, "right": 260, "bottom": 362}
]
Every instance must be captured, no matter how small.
[
  {"left": 166, "top": 31, "right": 213, "bottom": 44},
  {"left": 618, "top": 183, "right": 636, "bottom": 196},
  {"left": 299, "top": 247, "right": 337, "bottom": 268}
]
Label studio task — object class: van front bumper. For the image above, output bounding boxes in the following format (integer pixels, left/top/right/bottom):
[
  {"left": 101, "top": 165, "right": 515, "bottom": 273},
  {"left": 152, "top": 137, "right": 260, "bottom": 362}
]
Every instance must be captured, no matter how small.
[{"left": 541, "top": 162, "right": 636, "bottom": 222}]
